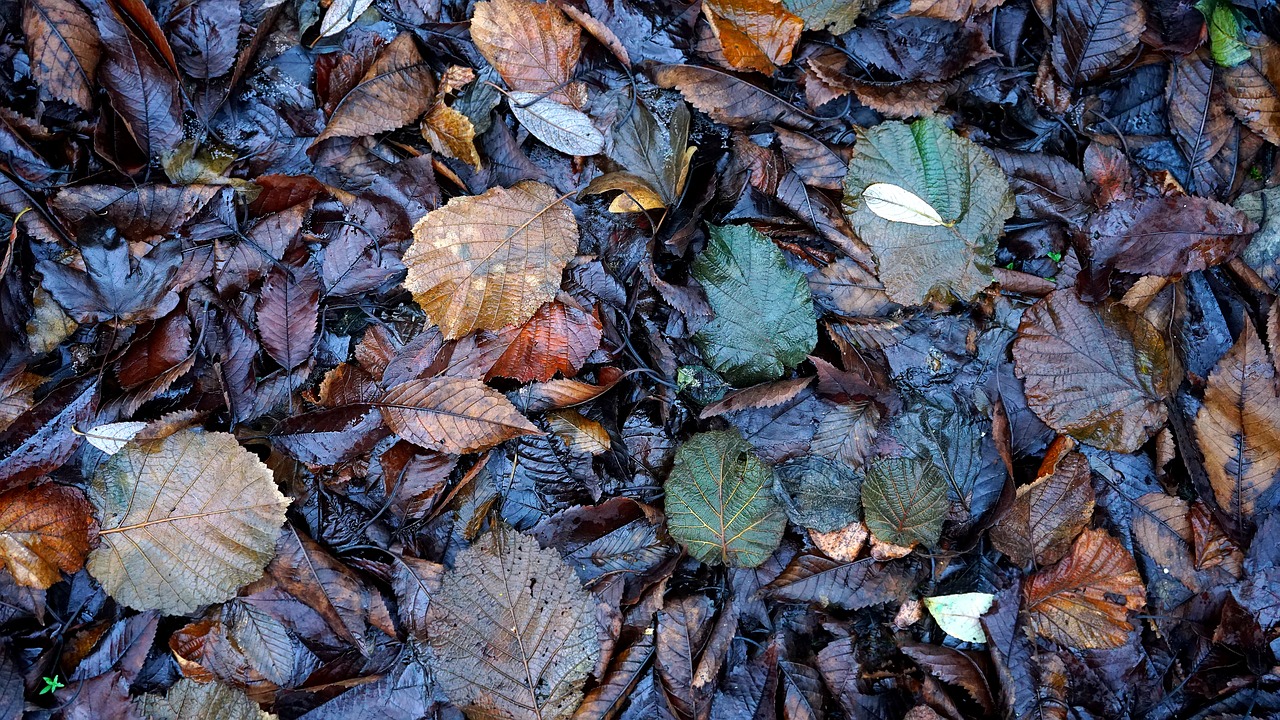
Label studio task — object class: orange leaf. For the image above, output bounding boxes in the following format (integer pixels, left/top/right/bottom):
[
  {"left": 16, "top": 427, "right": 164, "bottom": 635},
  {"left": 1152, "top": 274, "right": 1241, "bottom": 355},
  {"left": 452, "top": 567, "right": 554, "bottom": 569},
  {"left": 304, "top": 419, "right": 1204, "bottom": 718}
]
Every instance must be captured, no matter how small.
[
  {"left": 702, "top": 0, "right": 804, "bottom": 75},
  {"left": 1024, "top": 528, "right": 1145, "bottom": 649},
  {"left": 487, "top": 301, "right": 603, "bottom": 382},
  {"left": 0, "top": 483, "right": 96, "bottom": 589},
  {"left": 471, "top": 0, "right": 585, "bottom": 107},
  {"left": 380, "top": 376, "right": 539, "bottom": 453}
]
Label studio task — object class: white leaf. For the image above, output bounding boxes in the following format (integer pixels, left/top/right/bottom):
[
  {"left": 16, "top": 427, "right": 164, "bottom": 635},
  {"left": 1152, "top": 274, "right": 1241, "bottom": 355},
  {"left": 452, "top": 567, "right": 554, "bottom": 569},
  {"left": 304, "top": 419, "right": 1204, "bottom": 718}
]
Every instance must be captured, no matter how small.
[
  {"left": 508, "top": 91, "right": 605, "bottom": 157},
  {"left": 862, "top": 182, "right": 946, "bottom": 226},
  {"left": 318, "top": 0, "right": 375, "bottom": 37},
  {"left": 83, "top": 421, "right": 148, "bottom": 456},
  {"left": 923, "top": 592, "right": 995, "bottom": 643}
]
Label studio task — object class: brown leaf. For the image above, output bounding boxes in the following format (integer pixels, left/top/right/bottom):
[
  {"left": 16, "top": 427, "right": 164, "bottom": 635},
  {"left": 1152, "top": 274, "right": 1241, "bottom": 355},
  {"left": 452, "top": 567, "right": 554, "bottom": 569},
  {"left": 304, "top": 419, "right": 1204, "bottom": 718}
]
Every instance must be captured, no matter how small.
[
  {"left": 1194, "top": 318, "right": 1280, "bottom": 532},
  {"left": 903, "top": 0, "right": 1003, "bottom": 21},
  {"left": 1168, "top": 50, "right": 1234, "bottom": 196},
  {"left": 652, "top": 64, "right": 816, "bottom": 130},
  {"left": 1012, "top": 289, "right": 1171, "bottom": 453},
  {"left": 990, "top": 441, "right": 1095, "bottom": 567},
  {"left": 1222, "top": 31, "right": 1280, "bottom": 146},
  {"left": 380, "top": 376, "right": 539, "bottom": 453},
  {"left": 92, "top": 0, "right": 184, "bottom": 159},
  {"left": 87, "top": 429, "right": 290, "bottom": 614},
  {"left": 471, "top": 0, "right": 584, "bottom": 107},
  {"left": 700, "top": 376, "right": 812, "bottom": 419},
  {"left": 512, "top": 367, "right": 626, "bottom": 412},
  {"left": 23, "top": 0, "right": 100, "bottom": 109},
  {"left": 0, "top": 483, "right": 95, "bottom": 588},
  {"left": 486, "top": 301, "right": 603, "bottom": 382},
  {"left": 0, "top": 380, "right": 97, "bottom": 491},
  {"left": 314, "top": 32, "right": 437, "bottom": 143},
  {"left": 1050, "top": 0, "right": 1146, "bottom": 88},
  {"left": 257, "top": 525, "right": 372, "bottom": 653},
  {"left": 0, "top": 368, "right": 41, "bottom": 434},
  {"left": 775, "top": 127, "right": 848, "bottom": 190},
  {"left": 1023, "top": 528, "right": 1146, "bottom": 649},
  {"left": 422, "top": 103, "right": 481, "bottom": 169},
  {"left": 116, "top": 311, "right": 191, "bottom": 389},
  {"left": 899, "top": 641, "right": 994, "bottom": 713},
  {"left": 404, "top": 181, "right": 577, "bottom": 339},
  {"left": 256, "top": 261, "right": 320, "bottom": 371},
  {"left": 702, "top": 0, "right": 803, "bottom": 75}
]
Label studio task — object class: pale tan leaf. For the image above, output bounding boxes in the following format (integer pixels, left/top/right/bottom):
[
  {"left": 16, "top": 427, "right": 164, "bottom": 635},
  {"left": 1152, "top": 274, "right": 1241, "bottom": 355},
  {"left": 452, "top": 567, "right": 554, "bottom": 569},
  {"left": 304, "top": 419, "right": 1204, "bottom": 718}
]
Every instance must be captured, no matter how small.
[
  {"left": 422, "top": 103, "right": 481, "bottom": 169},
  {"left": 404, "top": 181, "right": 578, "bottom": 339},
  {"left": 81, "top": 420, "right": 147, "bottom": 455},
  {"left": 546, "top": 410, "right": 610, "bottom": 455},
  {"left": 87, "top": 430, "right": 290, "bottom": 614},
  {"left": 380, "top": 376, "right": 539, "bottom": 454},
  {"left": 318, "top": 0, "right": 375, "bottom": 37},
  {"left": 862, "top": 183, "right": 946, "bottom": 226},
  {"left": 508, "top": 92, "right": 604, "bottom": 156}
]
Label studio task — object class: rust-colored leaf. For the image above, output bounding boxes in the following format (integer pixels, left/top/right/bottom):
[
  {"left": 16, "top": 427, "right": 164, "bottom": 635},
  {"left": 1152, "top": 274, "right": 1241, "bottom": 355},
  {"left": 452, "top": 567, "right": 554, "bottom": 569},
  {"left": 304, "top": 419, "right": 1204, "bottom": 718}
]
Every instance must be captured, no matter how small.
[
  {"left": 380, "top": 376, "right": 539, "bottom": 453},
  {"left": 0, "top": 483, "right": 96, "bottom": 589},
  {"left": 990, "top": 440, "right": 1095, "bottom": 567},
  {"left": 23, "top": 0, "right": 100, "bottom": 109},
  {"left": 314, "top": 32, "right": 436, "bottom": 143},
  {"left": 404, "top": 181, "right": 578, "bottom": 339},
  {"left": 486, "top": 301, "right": 602, "bottom": 382},
  {"left": 1023, "top": 528, "right": 1146, "bottom": 649},
  {"left": 702, "top": 0, "right": 803, "bottom": 75},
  {"left": 471, "top": 0, "right": 584, "bottom": 107},
  {"left": 256, "top": 261, "right": 321, "bottom": 371}
]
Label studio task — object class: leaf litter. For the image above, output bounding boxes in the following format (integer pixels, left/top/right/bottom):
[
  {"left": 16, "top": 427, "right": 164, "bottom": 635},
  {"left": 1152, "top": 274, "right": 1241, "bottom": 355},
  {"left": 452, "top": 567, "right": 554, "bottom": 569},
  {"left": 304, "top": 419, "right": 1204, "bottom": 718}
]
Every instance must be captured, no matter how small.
[{"left": 1, "top": 0, "right": 1280, "bottom": 717}]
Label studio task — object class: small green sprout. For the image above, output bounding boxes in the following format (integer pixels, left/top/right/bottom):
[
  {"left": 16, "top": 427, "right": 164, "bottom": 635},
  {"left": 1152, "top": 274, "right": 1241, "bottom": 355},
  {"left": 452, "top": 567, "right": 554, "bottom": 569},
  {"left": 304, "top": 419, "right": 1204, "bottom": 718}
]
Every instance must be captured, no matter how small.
[
  {"left": 1046, "top": 250, "right": 1063, "bottom": 263},
  {"left": 39, "top": 675, "right": 64, "bottom": 695}
]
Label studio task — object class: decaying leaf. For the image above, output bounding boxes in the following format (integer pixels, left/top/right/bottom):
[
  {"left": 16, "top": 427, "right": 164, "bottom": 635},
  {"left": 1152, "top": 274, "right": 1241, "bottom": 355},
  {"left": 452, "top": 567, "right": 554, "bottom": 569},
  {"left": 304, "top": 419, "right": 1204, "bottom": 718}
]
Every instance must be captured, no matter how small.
[
  {"left": 861, "top": 457, "right": 948, "bottom": 550},
  {"left": 1012, "top": 289, "right": 1172, "bottom": 453},
  {"left": 990, "top": 441, "right": 1095, "bottom": 567},
  {"left": 1051, "top": 0, "right": 1146, "bottom": 88},
  {"left": 691, "top": 224, "right": 817, "bottom": 385},
  {"left": 137, "top": 678, "right": 272, "bottom": 720},
  {"left": 380, "top": 377, "right": 539, "bottom": 454},
  {"left": 86, "top": 430, "right": 290, "bottom": 614},
  {"left": 1194, "top": 319, "right": 1280, "bottom": 532},
  {"left": 842, "top": 117, "right": 1014, "bottom": 305},
  {"left": 425, "top": 527, "right": 600, "bottom": 720},
  {"left": 1222, "top": 31, "right": 1280, "bottom": 146},
  {"left": 507, "top": 92, "right": 604, "bottom": 156},
  {"left": 404, "top": 181, "right": 577, "bottom": 339},
  {"left": 1024, "top": 528, "right": 1146, "bottom": 649},
  {"left": 23, "top": 0, "right": 100, "bottom": 109},
  {"left": 81, "top": 420, "right": 147, "bottom": 455},
  {"left": 664, "top": 430, "right": 786, "bottom": 567},
  {"left": 702, "top": 0, "right": 803, "bottom": 75},
  {"left": 314, "top": 32, "right": 436, "bottom": 143},
  {"left": 773, "top": 455, "right": 862, "bottom": 533},
  {"left": 0, "top": 483, "right": 95, "bottom": 588},
  {"left": 471, "top": 0, "right": 584, "bottom": 107}
]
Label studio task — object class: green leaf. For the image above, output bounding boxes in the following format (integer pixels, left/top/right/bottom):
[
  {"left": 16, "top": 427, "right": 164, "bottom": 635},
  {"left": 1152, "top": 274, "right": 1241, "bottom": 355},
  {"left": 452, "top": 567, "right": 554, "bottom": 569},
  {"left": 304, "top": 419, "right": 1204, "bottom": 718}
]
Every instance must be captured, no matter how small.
[
  {"left": 773, "top": 456, "right": 862, "bottom": 533},
  {"left": 1197, "top": 0, "right": 1251, "bottom": 68},
  {"left": 891, "top": 402, "right": 1005, "bottom": 534},
  {"left": 924, "top": 592, "right": 995, "bottom": 643},
  {"left": 861, "top": 457, "right": 948, "bottom": 549},
  {"left": 781, "top": 0, "right": 869, "bottom": 34},
  {"left": 842, "top": 117, "right": 1014, "bottom": 305},
  {"left": 664, "top": 430, "right": 786, "bottom": 567},
  {"left": 692, "top": 224, "right": 818, "bottom": 385}
]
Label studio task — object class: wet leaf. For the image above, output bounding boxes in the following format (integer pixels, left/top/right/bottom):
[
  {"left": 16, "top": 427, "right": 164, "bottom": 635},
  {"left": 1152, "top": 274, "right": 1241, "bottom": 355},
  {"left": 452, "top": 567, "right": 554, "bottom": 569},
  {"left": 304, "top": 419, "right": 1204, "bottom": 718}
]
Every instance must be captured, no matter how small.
[
  {"left": 1051, "top": 0, "right": 1146, "bottom": 87},
  {"left": 765, "top": 554, "right": 923, "bottom": 609},
  {"left": 23, "top": 0, "right": 100, "bottom": 109},
  {"left": 702, "top": 0, "right": 803, "bottom": 75},
  {"left": 86, "top": 429, "right": 290, "bottom": 614},
  {"left": 38, "top": 239, "right": 181, "bottom": 325},
  {"left": 1194, "top": 318, "right": 1280, "bottom": 533},
  {"left": 166, "top": 0, "right": 239, "bottom": 79},
  {"left": 404, "top": 181, "right": 577, "bottom": 339},
  {"left": 81, "top": 421, "right": 147, "bottom": 455},
  {"left": 664, "top": 430, "right": 786, "bottom": 567},
  {"left": 773, "top": 455, "right": 862, "bottom": 533},
  {"left": 471, "top": 0, "right": 584, "bottom": 107},
  {"left": 990, "top": 444, "right": 1095, "bottom": 567},
  {"left": 256, "top": 261, "right": 320, "bottom": 371},
  {"left": 861, "top": 457, "right": 947, "bottom": 550},
  {"left": 1012, "top": 289, "right": 1172, "bottom": 453},
  {"left": 425, "top": 526, "right": 600, "bottom": 720},
  {"left": 315, "top": 33, "right": 436, "bottom": 143},
  {"left": 93, "top": 0, "right": 184, "bottom": 158},
  {"left": 380, "top": 376, "right": 539, "bottom": 454},
  {"left": 508, "top": 92, "right": 605, "bottom": 156},
  {"left": 0, "top": 483, "right": 95, "bottom": 589},
  {"left": 1222, "top": 31, "right": 1280, "bottom": 145},
  {"left": 781, "top": 0, "right": 867, "bottom": 33},
  {"left": 1168, "top": 50, "right": 1233, "bottom": 196},
  {"left": 653, "top": 64, "right": 816, "bottom": 129},
  {"left": 487, "top": 301, "right": 602, "bottom": 382},
  {"left": 318, "top": 0, "right": 374, "bottom": 37},
  {"left": 842, "top": 117, "right": 1014, "bottom": 305},
  {"left": 137, "top": 678, "right": 271, "bottom": 720},
  {"left": 691, "top": 224, "right": 817, "bottom": 386},
  {"left": 1024, "top": 528, "right": 1146, "bottom": 649},
  {"left": 924, "top": 592, "right": 995, "bottom": 643}
]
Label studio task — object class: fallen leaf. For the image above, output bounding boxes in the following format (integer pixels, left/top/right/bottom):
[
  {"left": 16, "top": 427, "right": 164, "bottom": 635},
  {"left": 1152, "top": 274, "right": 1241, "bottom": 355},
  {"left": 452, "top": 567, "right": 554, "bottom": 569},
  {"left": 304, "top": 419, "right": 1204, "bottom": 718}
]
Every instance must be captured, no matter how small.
[
  {"left": 990, "top": 443, "right": 1095, "bottom": 567},
  {"left": 702, "top": 0, "right": 803, "bottom": 75},
  {"left": 1194, "top": 318, "right": 1280, "bottom": 533},
  {"left": 1051, "top": 0, "right": 1146, "bottom": 88},
  {"left": 773, "top": 455, "right": 862, "bottom": 533},
  {"left": 781, "top": 0, "right": 867, "bottom": 33},
  {"left": 422, "top": 104, "right": 481, "bottom": 169},
  {"left": 256, "top": 261, "right": 320, "bottom": 371},
  {"left": 861, "top": 457, "right": 948, "bottom": 550},
  {"left": 136, "top": 678, "right": 271, "bottom": 720},
  {"left": 166, "top": 0, "right": 239, "bottom": 79},
  {"left": 471, "top": 0, "right": 584, "bottom": 107},
  {"left": 507, "top": 92, "right": 605, "bottom": 156},
  {"left": 652, "top": 64, "right": 816, "bottom": 129},
  {"left": 691, "top": 224, "right": 817, "bottom": 385},
  {"left": 86, "top": 429, "right": 290, "bottom": 614},
  {"left": 314, "top": 32, "right": 436, "bottom": 143},
  {"left": 0, "top": 483, "right": 95, "bottom": 588},
  {"left": 545, "top": 410, "right": 610, "bottom": 455},
  {"left": 1222, "top": 31, "right": 1280, "bottom": 145},
  {"left": 404, "top": 181, "right": 577, "bottom": 339},
  {"left": 664, "top": 430, "right": 786, "bottom": 567},
  {"left": 924, "top": 593, "right": 995, "bottom": 644},
  {"left": 92, "top": 0, "right": 184, "bottom": 158},
  {"left": 318, "top": 0, "right": 374, "bottom": 37},
  {"left": 23, "top": 0, "right": 100, "bottom": 109},
  {"left": 487, "top": 301, "right": 602, "bottom": 382},
  {"left": 842, "top": 117, "right": 1014, "bottom": 305},
  {"left": 1024, "top": 528, "right": 1145, "bottom": 649},
  {"left": 1012, "top": 289, "right": 1171, "bottom": 453},
  {"left": 425, "top": 527, "right": 600, "bottom": 720},
  {"left": 38, "top": 239, "right": 182, "bottom": 325},
  {"left": 81, "top": 420, "right": 147, "bottom": 455},
  {"left": 380, "top": 376, "right": 539, "bottom": 453}
]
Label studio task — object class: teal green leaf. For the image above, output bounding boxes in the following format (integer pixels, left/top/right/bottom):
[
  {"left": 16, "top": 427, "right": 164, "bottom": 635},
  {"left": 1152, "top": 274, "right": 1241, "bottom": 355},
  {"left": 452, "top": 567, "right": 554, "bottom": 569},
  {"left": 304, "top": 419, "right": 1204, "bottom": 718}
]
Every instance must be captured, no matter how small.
[
  {"left": 692, "top": 224, "right": 817, "bottom": 385},
  {"left": 781, "top": 0, "right": 869, "bottom": 34},
  {"left": 924, "top": 592, "right": 995, "bottom": 643},
  {"left": 861, "top": 457, "right": 948, "bottom": 549},
  {"left": 1197, "top": 0, "right": 1251, "bottom": 68},
  {"left": 664, "top": 430, "right": 786, "bottom": 567},
  {"left": 842, "top": 117, "right": 1014, "bottom": 305},
  {"left": 773, "top": 456, "right": 862, "bottom": 533}
]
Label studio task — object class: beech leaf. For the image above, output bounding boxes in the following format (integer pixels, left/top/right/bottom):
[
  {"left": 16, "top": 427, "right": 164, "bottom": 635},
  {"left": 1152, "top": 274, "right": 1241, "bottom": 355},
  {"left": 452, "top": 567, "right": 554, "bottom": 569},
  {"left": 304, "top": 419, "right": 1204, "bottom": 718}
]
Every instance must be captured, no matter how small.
[
  {"left": 86, "top": 430, "right": 290, "bottom": 614},
  {"left": 664, "top": 430, "right": 786, "bottom": 567}
]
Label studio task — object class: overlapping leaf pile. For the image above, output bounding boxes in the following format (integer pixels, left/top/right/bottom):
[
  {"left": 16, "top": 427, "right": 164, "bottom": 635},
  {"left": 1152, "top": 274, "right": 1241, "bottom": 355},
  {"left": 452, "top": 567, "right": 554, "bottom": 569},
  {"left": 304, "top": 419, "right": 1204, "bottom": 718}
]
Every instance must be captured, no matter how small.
[{"left": 1, "top": 0, "right": 1280, "bottom": 716}]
